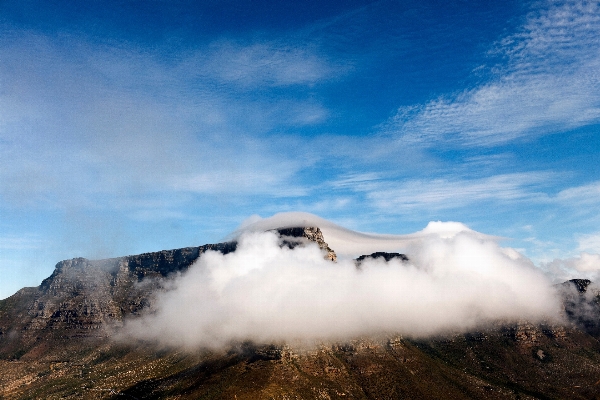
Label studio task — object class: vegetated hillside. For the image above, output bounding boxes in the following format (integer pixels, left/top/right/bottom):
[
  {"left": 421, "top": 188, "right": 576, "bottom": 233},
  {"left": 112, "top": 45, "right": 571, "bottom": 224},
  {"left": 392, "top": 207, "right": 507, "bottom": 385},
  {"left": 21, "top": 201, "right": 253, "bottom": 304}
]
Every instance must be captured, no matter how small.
[{"left": 1, "top": 228, "right": 600, "bottom": 399}]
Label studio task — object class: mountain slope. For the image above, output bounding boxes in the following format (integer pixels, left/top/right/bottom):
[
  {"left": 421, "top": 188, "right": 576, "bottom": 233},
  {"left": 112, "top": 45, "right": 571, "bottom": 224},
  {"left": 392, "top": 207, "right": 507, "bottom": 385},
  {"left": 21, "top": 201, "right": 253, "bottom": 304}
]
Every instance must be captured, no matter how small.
[{"left": 2, "top": 227, "right": 600, "bottom": 399}]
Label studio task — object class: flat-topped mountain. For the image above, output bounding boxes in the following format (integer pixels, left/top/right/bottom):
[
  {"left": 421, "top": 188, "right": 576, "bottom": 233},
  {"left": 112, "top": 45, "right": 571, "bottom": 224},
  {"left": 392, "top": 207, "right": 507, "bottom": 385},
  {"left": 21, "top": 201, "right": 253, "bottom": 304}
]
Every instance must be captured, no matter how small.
[
  {"left": 0, "top": 242, "right": 238, "bottom": 352},
  {"left": 2, "top": 226, "right": 600, "bottom": 399},
  {"left": 0, "top": 227, "right": 333, "bottom": 354}
]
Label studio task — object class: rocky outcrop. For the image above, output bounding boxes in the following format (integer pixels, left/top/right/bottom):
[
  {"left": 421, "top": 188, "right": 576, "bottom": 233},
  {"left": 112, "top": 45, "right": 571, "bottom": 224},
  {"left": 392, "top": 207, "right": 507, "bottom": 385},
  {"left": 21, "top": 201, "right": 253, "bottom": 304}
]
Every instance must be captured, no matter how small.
[
  {"left": 560, "top": 278, "right": 600, "bottom": 337},
  {"left": 276, "top": 227, "right": 337, "bottom": 261},
  {"left": 566, "top": 278, "right": 592, "bottom": 293},
  {"left": 355, "top": 252, "right": 409, "bottom": 265}
]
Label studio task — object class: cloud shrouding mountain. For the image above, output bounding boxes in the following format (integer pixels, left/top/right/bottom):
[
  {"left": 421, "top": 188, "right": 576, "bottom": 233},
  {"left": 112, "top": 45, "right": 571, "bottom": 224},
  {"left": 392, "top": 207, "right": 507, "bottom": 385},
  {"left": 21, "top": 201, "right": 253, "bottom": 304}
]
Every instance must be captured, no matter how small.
[
  {"left": 122, "top": 213, "right": 562, "bottom": 349},
  {"left": 543, "top": 253, "right": 600, "bottom": 283}
]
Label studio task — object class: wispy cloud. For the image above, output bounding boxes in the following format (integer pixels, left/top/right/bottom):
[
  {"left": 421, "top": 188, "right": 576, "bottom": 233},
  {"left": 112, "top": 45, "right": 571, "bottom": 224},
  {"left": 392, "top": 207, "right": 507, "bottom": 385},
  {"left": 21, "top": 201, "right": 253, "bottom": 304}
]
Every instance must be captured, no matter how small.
[
  {"left": 542, "top": 252, "right": 600, "bottom": 282},
  {"left": 385, "top": 0, "right": 600, "bottom": 147},
  {"left": 556, "top": 180, "right": 600, "bottom": 205},
  {"left": 170, "top": 169, "right": 308, "bottom": 197},
  {"left": 359, "top": 173, "right": 554, "bottom": 213},
  {"left": 0, "top": 235, "right": 48, "bottom": 250},
  {"left": 0, "top": 33, "right": 337, "bottom": 214},
  {"left": 197, "top": 39, "right": 346, "bottom": 88},
  {"left": 327, "top": 173, "right": 600, "bottom": 220},
  {"left": 578, "top": 232, "right": 600, "bottom": 253},
  {"left": 329, "top": 172, "right": 383, "bottom": 189}
]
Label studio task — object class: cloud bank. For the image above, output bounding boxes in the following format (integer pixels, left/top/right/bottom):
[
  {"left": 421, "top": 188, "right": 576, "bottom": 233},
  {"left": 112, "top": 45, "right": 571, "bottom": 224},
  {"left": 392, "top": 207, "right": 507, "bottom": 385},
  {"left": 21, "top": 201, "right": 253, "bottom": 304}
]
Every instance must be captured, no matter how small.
[
  {"left": 123, "top": 213, "right": 562, "bottom": 349},
  {"left": 543, "top": 252, "right": 600, "bottom": 283}
]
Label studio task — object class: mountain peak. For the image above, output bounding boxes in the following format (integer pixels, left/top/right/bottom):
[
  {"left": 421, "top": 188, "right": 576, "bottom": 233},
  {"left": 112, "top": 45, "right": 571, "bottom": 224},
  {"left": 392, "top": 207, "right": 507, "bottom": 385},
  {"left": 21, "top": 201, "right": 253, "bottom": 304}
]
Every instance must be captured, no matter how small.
[{"left": 275, "top": 226, "right": 337, "bottom": 261}]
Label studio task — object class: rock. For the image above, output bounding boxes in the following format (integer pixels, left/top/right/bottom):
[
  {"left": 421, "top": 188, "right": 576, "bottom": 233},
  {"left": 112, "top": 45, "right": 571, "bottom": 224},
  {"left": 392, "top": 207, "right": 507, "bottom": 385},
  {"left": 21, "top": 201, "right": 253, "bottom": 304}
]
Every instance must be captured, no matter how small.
[
  {"left": 355, "top": 252, "right": 409, "bottom": 265},
  {"left": 0, "top": 241, "right": 238, "bottom": 354},
  {"left": 559, "top": 279, "right": 600, "bottom": 337},
  {"left": 566, "top": 278, "right": 592, "bottom": 293},
  {"left": 276, "top": 227, "right": 337, "bottom": 262}
]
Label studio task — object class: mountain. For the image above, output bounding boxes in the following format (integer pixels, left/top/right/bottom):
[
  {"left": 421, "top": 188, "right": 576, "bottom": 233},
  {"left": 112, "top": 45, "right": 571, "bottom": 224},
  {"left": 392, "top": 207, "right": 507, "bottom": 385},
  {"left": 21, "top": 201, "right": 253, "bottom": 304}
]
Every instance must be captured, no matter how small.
[{"left": 2, "top": 227, "right": 600, "bottom": 399}]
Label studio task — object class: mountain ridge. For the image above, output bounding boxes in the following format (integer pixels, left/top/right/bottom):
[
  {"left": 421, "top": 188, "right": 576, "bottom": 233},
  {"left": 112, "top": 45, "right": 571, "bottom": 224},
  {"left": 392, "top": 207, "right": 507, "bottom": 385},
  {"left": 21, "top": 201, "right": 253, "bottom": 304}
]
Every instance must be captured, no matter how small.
[{"left": 2, "top": 226, "right": 600, "bottom": 399}]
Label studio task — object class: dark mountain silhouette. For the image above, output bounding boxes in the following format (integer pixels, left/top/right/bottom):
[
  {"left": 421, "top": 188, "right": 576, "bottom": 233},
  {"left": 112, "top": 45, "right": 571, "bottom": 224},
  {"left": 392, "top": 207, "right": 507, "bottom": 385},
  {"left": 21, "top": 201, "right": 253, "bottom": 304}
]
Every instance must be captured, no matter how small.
[
  {"left": 2, "top": 227, "right": 600, "bottom": 399},
  {"left": 356, "top": 252, "right": 409, "bottom": 264}
]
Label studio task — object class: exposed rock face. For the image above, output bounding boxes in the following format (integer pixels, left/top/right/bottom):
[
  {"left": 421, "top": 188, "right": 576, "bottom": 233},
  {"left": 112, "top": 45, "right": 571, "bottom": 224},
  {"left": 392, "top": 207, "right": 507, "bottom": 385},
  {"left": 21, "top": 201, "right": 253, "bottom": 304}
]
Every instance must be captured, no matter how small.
[
  {"left": 0, "top": 242, "right": 237, "bottom": 355},
  {"left": 276, "top": 227, "right": 337, "bottom": 261},
  {"left": 567, "top": 278, "right": 592, "bottom": 293},
  {"left": 560, "top": 278, "right": 600, "bottom": 337},
  {"left": 355, "top": 252, "right": 409, "bottom": 265}
]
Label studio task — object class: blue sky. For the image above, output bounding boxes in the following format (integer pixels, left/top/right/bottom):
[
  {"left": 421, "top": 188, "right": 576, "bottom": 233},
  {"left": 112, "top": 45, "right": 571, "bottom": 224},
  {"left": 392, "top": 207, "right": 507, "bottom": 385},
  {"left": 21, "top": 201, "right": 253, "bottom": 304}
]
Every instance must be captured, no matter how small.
[{"left": 1, "top": 0, "right": 599, "bottom": 299}]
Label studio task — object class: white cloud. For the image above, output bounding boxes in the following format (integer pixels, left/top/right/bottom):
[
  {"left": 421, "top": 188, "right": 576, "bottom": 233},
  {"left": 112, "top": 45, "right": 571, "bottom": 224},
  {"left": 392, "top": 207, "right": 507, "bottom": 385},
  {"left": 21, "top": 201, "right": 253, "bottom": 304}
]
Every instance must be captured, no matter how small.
[
  {"left": 197, "top": 40, "right": 345, "bottom": 87},
  {"left": 325, "top": 171, "right": 599, "bottom": 218},
  {"left": 556, "top": 180, "right": 600, "bottom": 205},
  {"left": 0, "top": 235, "right": 47, "bottom": 250},
  {"left": 122, "top": 222, "right": 561, "bottom": 349},
  {"left": 170, "top": 169, "right": 307, "bottom": 197},
  {"left": 362, "top": 173, "right": 553, "bottom": 213},
  {"left": 578, "top": 233, "right": 600, "bottom": 253},
  {"left": 572, "top": 253, "right": 600, "bottom": 272},
  {"left": 234, "top": 212, "right": 502, "bottom": 260},
  {"left": 0, "top": 33, "right": 332, "bottom": 213},
  {"left": 386, "top": 0, "right": 600, "bottom": 147},
  {"left": 542, "top": 252, "right": 600, "bottom": 282},
  {"left": 329, "top": 172, "right": 383, "bottom": 190}
]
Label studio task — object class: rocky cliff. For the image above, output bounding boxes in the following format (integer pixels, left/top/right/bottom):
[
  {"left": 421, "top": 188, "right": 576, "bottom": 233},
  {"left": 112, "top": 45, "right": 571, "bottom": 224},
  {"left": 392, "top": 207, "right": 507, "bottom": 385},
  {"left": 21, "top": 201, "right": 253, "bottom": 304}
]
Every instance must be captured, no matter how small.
[
  {"left": 0, "top": 228, "right": 337, "bottom": 355},
  {"left": 560, "top": 278, "right": 600, "bottom": 337},
  {"left": 276, "top": 226, "right": 338, "bottom": 261},
  {"left": 0, "top": 241, "right": 237, "bottom": 357}
]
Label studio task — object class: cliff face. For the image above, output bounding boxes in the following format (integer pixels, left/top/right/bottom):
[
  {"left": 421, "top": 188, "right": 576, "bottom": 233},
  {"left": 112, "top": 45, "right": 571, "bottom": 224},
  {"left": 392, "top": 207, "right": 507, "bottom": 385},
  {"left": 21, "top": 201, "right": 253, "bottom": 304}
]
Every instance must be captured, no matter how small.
[
  {"left": 560, "top": 278, "right": 600, "bottom": 337},
  {"left": 0, "top": 242, "right": 238, "bottom": 355},
  {"left": 276, "top": 227, "right": 337, "bottom": 261},
  {"left": 0, "top": 229, "right": 339, "bottom": 352}
]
